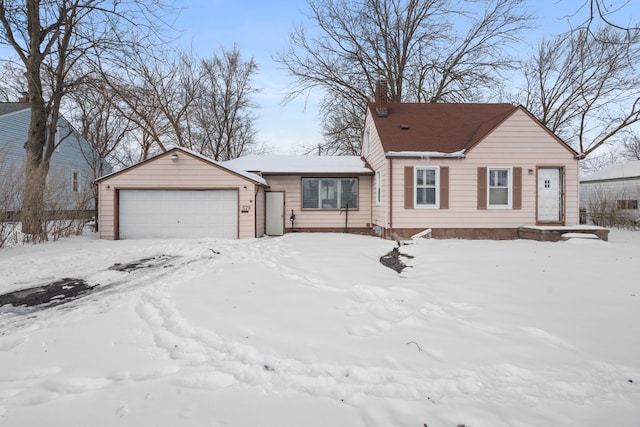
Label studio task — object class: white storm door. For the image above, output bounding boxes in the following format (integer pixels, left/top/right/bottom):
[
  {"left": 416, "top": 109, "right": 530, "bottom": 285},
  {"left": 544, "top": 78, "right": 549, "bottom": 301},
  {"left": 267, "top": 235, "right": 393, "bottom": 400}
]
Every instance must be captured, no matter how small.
[
  {"left": 265, "top": 192, "right": 285, "bottom": 236},
  {"left": 537, "top": 168, "right": 563, "bottom": 223},
  {"left": 119, "top": 190, "right": 238, "bottom": 239}
]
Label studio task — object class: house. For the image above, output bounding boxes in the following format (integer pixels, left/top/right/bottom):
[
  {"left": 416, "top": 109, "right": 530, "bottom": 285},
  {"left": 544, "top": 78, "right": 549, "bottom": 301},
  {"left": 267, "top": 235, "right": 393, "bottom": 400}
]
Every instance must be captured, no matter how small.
[
  {"left": 580, "top": 160, "right": 640, "bottom": 226},
  {"left": 95, "top": 148, "right": 372, "bottom": 239},
  {"left": 362, "top": 81, "right": 581, "bottom": 239},
  {"left": 95, "top": 82, "right": 582, "bottom": 241},
  {"left": 0, "top": 99, "right": 106, "bottom": 219}
]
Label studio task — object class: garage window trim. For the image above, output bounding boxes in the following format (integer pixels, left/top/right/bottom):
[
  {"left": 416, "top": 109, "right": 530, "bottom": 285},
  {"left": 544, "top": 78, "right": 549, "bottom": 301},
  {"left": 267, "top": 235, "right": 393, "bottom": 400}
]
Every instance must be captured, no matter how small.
[{"left": 302, "top": 178, "right": 358, "bottom": 210}]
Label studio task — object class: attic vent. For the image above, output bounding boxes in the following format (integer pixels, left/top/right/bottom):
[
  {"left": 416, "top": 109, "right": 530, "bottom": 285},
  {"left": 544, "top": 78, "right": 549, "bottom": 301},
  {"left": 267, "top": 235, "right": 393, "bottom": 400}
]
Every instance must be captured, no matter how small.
[{"left": 400, "top": 124, "right": 410, "bottom": 130}]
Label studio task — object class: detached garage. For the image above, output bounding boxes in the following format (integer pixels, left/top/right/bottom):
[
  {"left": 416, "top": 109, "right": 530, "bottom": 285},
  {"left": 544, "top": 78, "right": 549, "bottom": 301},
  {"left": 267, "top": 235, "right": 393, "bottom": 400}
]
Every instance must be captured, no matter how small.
[{"left": 96, "top": 147, "right": 267, "bottom": 240}]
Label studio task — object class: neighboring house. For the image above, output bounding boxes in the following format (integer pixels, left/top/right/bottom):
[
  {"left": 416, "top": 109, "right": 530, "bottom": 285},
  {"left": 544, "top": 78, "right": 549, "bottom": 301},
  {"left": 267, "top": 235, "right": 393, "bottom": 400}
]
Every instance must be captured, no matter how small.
[
  {"left": 0, "top": 100, "right": 106, "bottom": 218},
  {"left": 580, "top": 160, "right": 640, "bottom": 225},
  {"left": 95, "top": 82, "right": 582, "bottom": 241},
  {"left": 362, "top": 81, "right": 581, "bottom": 239}
]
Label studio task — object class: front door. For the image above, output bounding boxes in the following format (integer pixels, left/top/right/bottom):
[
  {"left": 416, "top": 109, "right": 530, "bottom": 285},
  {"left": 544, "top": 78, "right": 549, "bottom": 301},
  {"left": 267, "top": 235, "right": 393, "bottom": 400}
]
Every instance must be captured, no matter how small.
[
  {"left": 266, "top": 192, "right": 285, "bottom": 236},
  {"left": 537, "top": 168, "right": 563, "bottom": 223}
]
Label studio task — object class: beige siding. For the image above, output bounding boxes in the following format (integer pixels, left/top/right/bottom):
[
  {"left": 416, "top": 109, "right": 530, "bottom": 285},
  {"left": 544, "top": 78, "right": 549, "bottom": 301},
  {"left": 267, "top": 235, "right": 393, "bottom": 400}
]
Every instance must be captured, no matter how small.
[
  {"left": 98, "top": 151, "right": 260, "bottom": 239},
  {"left": 389, "top": 109, "right": 579, "bottom": 230},
  {"left": 265, "top": 174, "right": 372, "bottom": 231},
  {"left": 362, "top": 109, "right": 390, "bottom": 229}
]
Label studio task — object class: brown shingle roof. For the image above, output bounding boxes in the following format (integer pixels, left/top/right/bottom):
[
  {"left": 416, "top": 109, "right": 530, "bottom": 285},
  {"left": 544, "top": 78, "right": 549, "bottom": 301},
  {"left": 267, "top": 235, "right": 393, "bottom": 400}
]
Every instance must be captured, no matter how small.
[{"left": 368, "top": 102, "right": 518, "bottom": 154}]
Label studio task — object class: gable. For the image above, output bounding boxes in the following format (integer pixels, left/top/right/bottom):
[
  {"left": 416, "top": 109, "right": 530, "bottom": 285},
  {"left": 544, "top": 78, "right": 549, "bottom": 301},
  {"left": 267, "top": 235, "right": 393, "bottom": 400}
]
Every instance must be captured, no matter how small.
[
  {"left": 367, "top": 103, "right": 577, "bottom": 158},
  {"left": 96, "top": 147, "right": 267, "bottom": 186},
  {"left": 465, "top": 108, "right": 578, "bottom": 160}
]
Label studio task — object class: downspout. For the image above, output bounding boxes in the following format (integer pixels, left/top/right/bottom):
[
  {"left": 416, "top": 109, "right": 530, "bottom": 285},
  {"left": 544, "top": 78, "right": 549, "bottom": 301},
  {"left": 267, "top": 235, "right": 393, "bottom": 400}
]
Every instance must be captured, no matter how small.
[
  {"left": 254, "top": 184, "right": 259, "bottom": 238},
  {"left": 340, "top": 200, "right": 350, "bottom": 232},
  {"left": 389, "top": 157, "right": 393, "bottom": 238}
]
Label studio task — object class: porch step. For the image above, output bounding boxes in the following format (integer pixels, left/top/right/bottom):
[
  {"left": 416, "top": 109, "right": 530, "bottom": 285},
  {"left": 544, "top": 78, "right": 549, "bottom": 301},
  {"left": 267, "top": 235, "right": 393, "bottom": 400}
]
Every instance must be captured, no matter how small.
[{"left": 518, "top": 226, "right": 609, "bottom": 242}]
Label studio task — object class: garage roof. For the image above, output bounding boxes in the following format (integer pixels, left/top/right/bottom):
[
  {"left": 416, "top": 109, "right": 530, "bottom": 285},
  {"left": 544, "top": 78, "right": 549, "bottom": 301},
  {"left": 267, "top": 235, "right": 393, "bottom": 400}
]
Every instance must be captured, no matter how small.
[
  {"left": 96, "top": 147, "right": 268, "bottom": 186},
  {"left": 223, "top": 155, "right": 372, "bottom": 175},
  {"left": 581, "top": 160, "right": 640, "bottom": 183}
]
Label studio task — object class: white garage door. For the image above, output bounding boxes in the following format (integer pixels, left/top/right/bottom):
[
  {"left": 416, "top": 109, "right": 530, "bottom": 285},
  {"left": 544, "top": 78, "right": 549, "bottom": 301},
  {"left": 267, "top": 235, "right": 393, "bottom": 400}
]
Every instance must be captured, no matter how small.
[{"left": 119, "top": 190, "right": 238, "bottom": 239}]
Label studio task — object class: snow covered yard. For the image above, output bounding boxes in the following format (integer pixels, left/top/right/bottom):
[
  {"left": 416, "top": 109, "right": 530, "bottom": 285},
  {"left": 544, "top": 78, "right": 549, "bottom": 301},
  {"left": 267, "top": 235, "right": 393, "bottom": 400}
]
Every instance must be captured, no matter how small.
[{"left": 0, "top": 231, "right": 638, "bottom": 427}]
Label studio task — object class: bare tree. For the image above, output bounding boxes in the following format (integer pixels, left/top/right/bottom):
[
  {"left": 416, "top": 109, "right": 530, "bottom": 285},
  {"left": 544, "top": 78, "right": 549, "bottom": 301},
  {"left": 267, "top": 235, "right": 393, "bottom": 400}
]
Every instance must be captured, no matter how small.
[
  {"left": 66, "top": 79, "right": 133, "bottom": 211},
  {"left": 573, "top": 0, "right": 640, "bottom": 35},
  {"left": 522, "top": 26, "right": 640, "bottom": 157},
  {"left": 276, "top": 0, "right": 532, "bottom": 154},
  {"left": 0, "top": 0, "right": 171, "bottom": 241},
  {"left": 189, "top": 46, "right": 259, "bottom": 161},
  {"left": 95, "top": 47, "right": 198, "bottom": 162},
  {"left": 621, "top": 133, "right": 640, "bottom": 160},
  {"left": 97, "top": 45, "right": 260, "bottom": 162}
]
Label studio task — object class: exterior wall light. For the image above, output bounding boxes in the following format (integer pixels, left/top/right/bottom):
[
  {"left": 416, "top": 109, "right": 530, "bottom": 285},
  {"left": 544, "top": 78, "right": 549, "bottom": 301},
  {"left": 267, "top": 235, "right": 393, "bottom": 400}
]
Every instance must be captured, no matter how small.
[{"left": 171, "top": 153, "right": 179, "bottom": 161}]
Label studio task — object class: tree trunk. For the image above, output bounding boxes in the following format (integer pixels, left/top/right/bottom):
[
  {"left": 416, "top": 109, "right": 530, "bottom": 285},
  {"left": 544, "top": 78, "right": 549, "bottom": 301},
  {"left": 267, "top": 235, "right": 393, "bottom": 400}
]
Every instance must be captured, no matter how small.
[
  {"left": 22, "top": 52, "right": 49, "bottom": 240},
  {"left": 22, "top": 160, "right": 49, "bottom": 240}
]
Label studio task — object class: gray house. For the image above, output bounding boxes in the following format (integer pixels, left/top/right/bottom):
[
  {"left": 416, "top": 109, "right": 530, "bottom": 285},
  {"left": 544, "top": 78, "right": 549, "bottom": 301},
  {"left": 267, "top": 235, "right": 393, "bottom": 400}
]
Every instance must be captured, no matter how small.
[
  {"left": 0, "top": 100, "right": 107, "bottom": 219},
  {"left": 580, "top": 161, "right": 640, "bottom": 226}
]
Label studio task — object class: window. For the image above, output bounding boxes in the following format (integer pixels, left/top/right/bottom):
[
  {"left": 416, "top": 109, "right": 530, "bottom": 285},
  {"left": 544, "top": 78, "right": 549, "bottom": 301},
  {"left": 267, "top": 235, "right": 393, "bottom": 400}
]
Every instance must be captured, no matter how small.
[
  {"left": 72, "top": 170, "right": 80, "bottom": 192},
  {"left": 415, "top": 167, "right": 439, "bottom": 208},
  {"left": 375, "top": 170, "right": 382, "bottom": 205},
  {"left": 617, "top": 199, "right": 638, "bottom": 210},
  {"left": 488, "top": 167, "right": 511, "bottom": 208},
  {"left": 302, "top": 178, "right": 358, "bottom": 209}
]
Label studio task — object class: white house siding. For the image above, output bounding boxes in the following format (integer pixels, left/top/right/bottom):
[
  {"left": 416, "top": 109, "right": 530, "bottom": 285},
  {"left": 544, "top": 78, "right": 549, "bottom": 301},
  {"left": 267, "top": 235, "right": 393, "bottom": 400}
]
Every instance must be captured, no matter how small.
[
  {"left": 98, "top": 151, "right": 259, "bottom": 239},
  {"left": 388, "top": 109, "right": 579, "bottom": 232},
  {"left": 363, "top": 110, "right": 390, "bottom": 231},
  {"left": 264, "top": 175, "right": 372, "bottom": 232},
  {"left": 580, "top": 178, "right": 640, "bottom": 221}
]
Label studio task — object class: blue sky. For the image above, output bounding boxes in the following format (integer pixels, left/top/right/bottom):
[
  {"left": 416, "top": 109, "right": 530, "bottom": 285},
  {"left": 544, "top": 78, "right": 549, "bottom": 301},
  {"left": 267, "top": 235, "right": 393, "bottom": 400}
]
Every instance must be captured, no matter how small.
[
  {"left": 171, "top": 0, "right": 640, "bottom": 154},
  {"left": 2, "top": 1, "right": 638, "bottom": 154},
  {"left": 172, "top": 0, "right": 319, "bottom": 154}
]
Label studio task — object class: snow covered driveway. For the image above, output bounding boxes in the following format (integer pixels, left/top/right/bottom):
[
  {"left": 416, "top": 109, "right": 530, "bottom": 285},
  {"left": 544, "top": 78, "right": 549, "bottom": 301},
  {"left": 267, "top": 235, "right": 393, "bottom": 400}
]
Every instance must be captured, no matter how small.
[{"left": 0, "top": 232, "right": 638, "bottom": 426}]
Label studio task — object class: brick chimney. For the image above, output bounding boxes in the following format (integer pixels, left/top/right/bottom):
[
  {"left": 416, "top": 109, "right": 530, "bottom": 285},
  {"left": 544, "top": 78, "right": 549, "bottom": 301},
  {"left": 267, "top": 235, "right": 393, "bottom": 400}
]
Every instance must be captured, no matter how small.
[
  {"left": 18, "top": 91, "right": 29, "bottom": 103},
  {"left": 375, "top": 80, "right": 388, "bottom": 117}
]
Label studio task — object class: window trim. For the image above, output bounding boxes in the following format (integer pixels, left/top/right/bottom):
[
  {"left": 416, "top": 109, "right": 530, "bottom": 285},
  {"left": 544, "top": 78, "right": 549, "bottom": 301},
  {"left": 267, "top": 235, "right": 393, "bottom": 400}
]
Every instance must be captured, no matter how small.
[
  {"left": 375, "top": 170, "right": 382, "bottom": 205},
  {"left": 301, "top": 177, "right": 359, "bottom": 210},
  {"left": 487, "top": 166, "right": 512, "bottom": 209},
  {"left": 71, "top": 169, "right": 80, "bottom": 193},
  {"left": 414, "top": 166, "right": 440, "bottom": 209}
]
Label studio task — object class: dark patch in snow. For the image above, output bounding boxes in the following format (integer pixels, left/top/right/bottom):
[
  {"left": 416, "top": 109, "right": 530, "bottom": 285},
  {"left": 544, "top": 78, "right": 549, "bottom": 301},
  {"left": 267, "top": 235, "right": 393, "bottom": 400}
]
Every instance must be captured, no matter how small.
[
  {"left": 380, "top": 247, "right": 414, "bottom": 273},
  {"left": 108, "top": 255, "right": 177, "bottom": 272},
  {"left": 0, "top": 278, "right": 96, "bottom": 308},
  {"left": 1, "top": 255, "right": 181, "bottom": 312}
]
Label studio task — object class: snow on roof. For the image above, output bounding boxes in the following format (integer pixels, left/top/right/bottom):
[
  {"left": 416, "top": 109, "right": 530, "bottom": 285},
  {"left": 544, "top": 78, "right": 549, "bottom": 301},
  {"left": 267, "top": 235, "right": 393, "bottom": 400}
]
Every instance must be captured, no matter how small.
[
  {"left": 581, "top": 160, "right": 640, "bottom": 182},
  {"left": 222, "top": 155, "right": 372, "bottom": 174}
]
